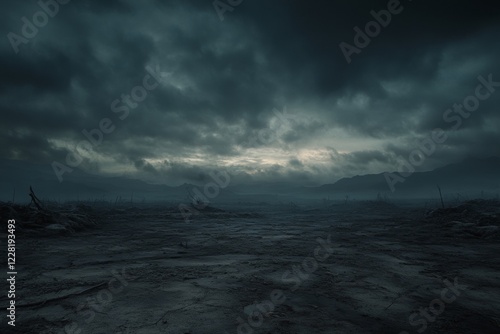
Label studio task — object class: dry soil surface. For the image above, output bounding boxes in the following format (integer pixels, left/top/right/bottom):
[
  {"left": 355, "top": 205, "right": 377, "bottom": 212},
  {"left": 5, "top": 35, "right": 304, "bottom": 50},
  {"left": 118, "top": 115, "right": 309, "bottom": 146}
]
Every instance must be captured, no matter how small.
[{"left": 1, "top": 201, "right": 500, "bottom": 334}]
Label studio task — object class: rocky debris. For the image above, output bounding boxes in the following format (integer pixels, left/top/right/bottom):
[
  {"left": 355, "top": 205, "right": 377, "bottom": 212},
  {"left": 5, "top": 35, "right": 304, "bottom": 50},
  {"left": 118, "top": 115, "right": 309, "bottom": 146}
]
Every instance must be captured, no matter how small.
[
  {"left": 0, "top": 202, "right": 96, "bottom": 235},
  {"left": 425, "top": 199, "right": 500, "bottom": 239}
]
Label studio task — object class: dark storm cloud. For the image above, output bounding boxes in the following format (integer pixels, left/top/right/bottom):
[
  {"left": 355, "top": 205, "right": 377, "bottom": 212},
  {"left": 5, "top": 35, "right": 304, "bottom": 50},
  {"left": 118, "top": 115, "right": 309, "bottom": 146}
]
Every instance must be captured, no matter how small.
[{"left": 1, "top": 0, "right": 499, "bottom": 184}]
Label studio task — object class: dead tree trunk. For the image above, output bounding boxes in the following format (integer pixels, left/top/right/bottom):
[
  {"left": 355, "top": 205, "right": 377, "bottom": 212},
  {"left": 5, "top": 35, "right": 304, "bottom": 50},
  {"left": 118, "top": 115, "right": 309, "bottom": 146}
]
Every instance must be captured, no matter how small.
[
  {"left": 436, "top": 184, "right": 445, "bottom": 209},
  {"left": 29, "top": 186, "right": 44, "bottom": 211}
]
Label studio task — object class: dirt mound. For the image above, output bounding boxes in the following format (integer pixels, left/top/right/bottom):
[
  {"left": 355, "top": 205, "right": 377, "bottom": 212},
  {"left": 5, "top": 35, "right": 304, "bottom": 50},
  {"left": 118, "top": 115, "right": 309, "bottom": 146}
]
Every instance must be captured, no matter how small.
[
  {"left": 329, "top": 200, "right": 399, "bottom": 212},
  {"left": 201, "top": 205, "right": 226, "bottom": 213},
  {"left": 359, "top": 200, "right": 398, "bottom": 210},
  {"left": 0, "top": 202, "right": 96, "bottom": 235},
  {"left": 425, "top": 199, "right": 500, "bottom": 239}
]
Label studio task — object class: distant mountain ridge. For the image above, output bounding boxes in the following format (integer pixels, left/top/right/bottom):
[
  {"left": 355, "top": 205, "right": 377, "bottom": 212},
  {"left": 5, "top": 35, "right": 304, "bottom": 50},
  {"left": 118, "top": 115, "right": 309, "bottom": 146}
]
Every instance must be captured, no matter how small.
[
  {"left": 0, "top": 159, "right": 184, "bottom": 202},
  {"left": 316, "top": 157, "right": 500, "bottom": 197},
  {"left": 0, "top": 157, "right": 498, "bottom": 202}
]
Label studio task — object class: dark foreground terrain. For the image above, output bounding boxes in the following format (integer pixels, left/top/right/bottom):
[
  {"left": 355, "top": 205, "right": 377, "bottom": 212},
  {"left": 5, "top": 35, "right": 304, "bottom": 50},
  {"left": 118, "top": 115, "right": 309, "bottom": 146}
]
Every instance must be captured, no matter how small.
[{"left": 1, "top": 199, "right": 500, "bottom": 333}]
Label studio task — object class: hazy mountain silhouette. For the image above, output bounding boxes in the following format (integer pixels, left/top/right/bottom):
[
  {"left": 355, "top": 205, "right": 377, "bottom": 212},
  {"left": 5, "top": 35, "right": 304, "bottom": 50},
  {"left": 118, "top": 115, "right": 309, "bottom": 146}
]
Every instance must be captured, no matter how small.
[
  {"left": 0, "top": 159, "right": 184, "bottom": 202},
  {"left": 1, "top": 157, "right": 498, "bottom": 202},
  {"left": 317, "top": 157, "right": 500, "bottom": 198}
]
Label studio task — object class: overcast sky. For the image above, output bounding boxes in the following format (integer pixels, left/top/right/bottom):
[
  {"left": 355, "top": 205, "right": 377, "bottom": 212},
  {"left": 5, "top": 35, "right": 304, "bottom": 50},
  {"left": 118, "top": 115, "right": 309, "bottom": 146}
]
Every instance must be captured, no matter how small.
[{"left": 1, "top": 0, "right": 499, "bottom": 186}]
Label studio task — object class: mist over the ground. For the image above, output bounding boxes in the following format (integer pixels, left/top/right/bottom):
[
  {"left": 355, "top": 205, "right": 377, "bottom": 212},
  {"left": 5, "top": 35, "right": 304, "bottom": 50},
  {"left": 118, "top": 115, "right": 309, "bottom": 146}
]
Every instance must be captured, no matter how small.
[{"left": 1, "top": 157, "right": 498, "bottom": 205}]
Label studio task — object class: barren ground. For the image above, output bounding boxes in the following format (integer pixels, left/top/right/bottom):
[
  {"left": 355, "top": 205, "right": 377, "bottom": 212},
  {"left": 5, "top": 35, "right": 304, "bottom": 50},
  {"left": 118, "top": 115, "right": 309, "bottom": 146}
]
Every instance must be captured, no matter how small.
[{"left": 1, "top": 200, "right": 500, "bottom": 334}]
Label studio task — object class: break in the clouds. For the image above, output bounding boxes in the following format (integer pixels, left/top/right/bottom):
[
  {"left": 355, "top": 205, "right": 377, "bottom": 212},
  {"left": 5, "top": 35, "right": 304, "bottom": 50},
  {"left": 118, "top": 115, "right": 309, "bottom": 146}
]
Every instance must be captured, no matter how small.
[{"left": 1, "top": 0, "right": 499, "bottom": 185}]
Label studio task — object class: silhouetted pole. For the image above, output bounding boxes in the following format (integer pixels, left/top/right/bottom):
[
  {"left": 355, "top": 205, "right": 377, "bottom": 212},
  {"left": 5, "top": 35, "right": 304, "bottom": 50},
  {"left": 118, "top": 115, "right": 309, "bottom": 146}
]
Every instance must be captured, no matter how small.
[
  {"left": 29, "top": 186, "right": 44, "bottom": 210},
  {"left": 436, "top": 184, "right": 445, "bottom": 209}
]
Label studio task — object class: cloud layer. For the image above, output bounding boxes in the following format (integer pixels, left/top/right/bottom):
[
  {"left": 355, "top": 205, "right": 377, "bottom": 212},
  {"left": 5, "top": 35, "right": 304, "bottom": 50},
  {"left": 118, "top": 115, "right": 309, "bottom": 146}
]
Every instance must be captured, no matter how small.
[{"left": 1, "top": 0, "right": 499, "bottom": 185}]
